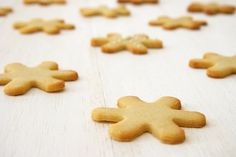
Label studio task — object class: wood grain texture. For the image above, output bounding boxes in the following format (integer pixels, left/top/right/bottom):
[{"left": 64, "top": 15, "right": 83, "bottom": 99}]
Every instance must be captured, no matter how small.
[{"left": 0, "top": 0, "right": 236, "bottom": 157}]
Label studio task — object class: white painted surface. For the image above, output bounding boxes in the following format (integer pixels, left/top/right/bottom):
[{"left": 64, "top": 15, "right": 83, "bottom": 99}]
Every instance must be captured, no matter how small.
[{"left": 0, "top": 0, "right": 236, "bottom": 157}]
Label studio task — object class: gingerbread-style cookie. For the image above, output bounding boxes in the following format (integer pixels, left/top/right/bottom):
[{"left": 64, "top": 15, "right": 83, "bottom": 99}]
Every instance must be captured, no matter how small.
[
  {"left": 188, "top": 2, "right": 235, "bottom": 15},
  {"left": 24, "top": 0, "right": 66, "bottom": 5},
  {"left": 92, "top": 96, "right": 206, "bottom": 144},
  {"left": 189, "top": 53, "right": 236, "bottom": 78},
  {"left": 13, "top": 18, "right": 75, "bottom": 34},
  {"left": 0, "top": 61, "right": 78, "bottom": 96},
  {"left": 91, "top": 33, "right": 163, "bottom": 54},
  {"left": 0, "top": 7, "right": 12, "bottom": 16},
  {"left": 80, "top": 5, "right": 130, "bottom": 18},
  {"left": 118, "top": 0, "right": 158, "bottom": 4},
  {"left": 149, "top": 16, "right": 207, "bottom": 30}
]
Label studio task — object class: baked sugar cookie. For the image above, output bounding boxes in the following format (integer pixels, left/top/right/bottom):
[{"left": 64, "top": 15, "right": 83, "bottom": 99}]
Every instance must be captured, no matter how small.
[
  {"left": 91, "top": 33, "right": 163, "bottom": 54},
  {"left": 118, "top": 0, "right": 158, "bottom": 4},
  {"left": 24, "top": 0, "right": 66, "bottom": 5},
  {"left": 13, "top": 18, "right": 75, "bottom": 34},
  {"left": 189, "top": 53, "right": 236, "bottom": 78},
  {"left": 149, "top": 16, "right": 207, "bottom": 30},
  {"left": 0, "top": 61, "right": 78, "bottom": 96},
  {"left": 92, "top": 96, "right": 206, "bottom": 144},
  {"left": 0, "top": 7, "right": 12, "bottom": 16},
  {"left": 80, "top": 5, "right": 130, "bottom": 18},
  {"left": 188, "top": 2, "right": 235, "bottom": 15}
]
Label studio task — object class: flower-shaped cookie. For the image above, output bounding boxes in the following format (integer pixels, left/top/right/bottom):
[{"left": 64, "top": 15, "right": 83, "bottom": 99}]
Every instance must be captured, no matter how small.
[
  {"left": 91, "top": 33, "right": 163, "bottom": 54},
  {"left": 24, "top": 0, "right": 66, "bottom": 5},
  {"left": 92, "top": 96, "right": 206, "bottom": 144},
  {"left": 188, "top": 2, "right": 235, "bottom": 15},
  {"left": 118, "top": 0, "right": 158, "bottom": 4},
  {"left": 0, "top": 61, "right": 78, "bottom": 96},
  {"left": 0, "top": 7, "right": 12, "bottom": 16},
  {"left": 189, "top": 53, "right": 236, "bottom": 78},
  {"left": 13, "top": 18, "right": 75, "bottom": 34},
  {"left": 149, "top": 16, "right": 207, "bottom": 30},
  {"left": 80, "top": 5, "right": 130, "bottom": 18}
]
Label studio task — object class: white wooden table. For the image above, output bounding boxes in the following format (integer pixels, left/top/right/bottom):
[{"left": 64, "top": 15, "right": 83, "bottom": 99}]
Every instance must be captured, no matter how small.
[{"left": 0, "top": 0, "right": 236, "bottom": 156}]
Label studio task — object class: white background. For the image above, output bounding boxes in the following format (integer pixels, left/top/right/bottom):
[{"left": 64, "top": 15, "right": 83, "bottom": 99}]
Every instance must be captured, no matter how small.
[{"left": 0, "top": 0, "right": 236, "bottom": 157}]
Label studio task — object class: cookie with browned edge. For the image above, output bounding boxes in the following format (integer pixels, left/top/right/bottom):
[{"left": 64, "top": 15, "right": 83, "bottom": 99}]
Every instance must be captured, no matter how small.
[
  {"left": 189, "top": 53, "right": 236, "bottom": 78},
  {"left": 91, "top": 33, "right": 163, "bottom": 54},
  {"left": 149, "top": 16, "right": 207, "bottom": 30},
  {"left": 0, "top": 61, "right": 78, "bottom": 96},
  {"left": 92, "top": 96, "right": 206, "bottom": 144},
  {"left": 188, "top": 2, "right": 235, "bottom": 15}
]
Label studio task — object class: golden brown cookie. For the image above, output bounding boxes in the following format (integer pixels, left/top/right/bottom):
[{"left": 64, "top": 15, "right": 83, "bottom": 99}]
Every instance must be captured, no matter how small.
[
  {"left": 91, "top": 33, "right": 163, "bottom": 54},
  {"left": 92, "top": 96, "right": 206, "bottom": 144},
  {"left": 24, "top": 0, "right": 66, "bottom": 5},
  {"left": 188, "top": 2, "right": 235, "bottom": 15},
  {"left": 0, "top": 7, "right": 12, "bottom": 16},
  {"left": 149, "top": 16, "right": 207, "bottom": 30},
  {"left": 80, "top": 5, "right": 130, "bottom": 18},
  {"left": 0, "top": 61, "right": 78, "bottom": 96},
  {"left": 118, "top": 0, "right": 158, "bottom": 4},
  {"left": 13, "top": 18, "right": 75, "bottom": 34},
  {"left": 189, "top": 53, "right": 236, "bottom": 78}
]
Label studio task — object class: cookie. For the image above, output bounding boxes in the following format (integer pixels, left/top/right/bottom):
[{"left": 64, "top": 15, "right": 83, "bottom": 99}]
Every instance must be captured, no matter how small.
[
  {"left": 91, "top": 33, "right": 163, "bottom": 54},
  {"left": 24, "top": 0, "right": 66, "bottom": 5},
  {"left": 80, "top": 5, "right": 130, "bottom": 18},
  {"left": 0, "top": 61, "right": 78, "bottom": 96},
  {"left": 0, "top": 7, "right": 12, "bottom": 16},
  {"left": 118, "top": 0, "right": 158, "bottom": 4},
  {"left": 189, "top": 53, "right": 236, "bottom": 78},
  {"left": 13, "top": 18, "right": 75, "bottom": 34},
  {"left": 92, "top": 96, "right": 206, "bottom": 144},
  {"left": 188, "top": 2, "right": 235, "bottom": 15},
  {"left": 149, "top": 16, "right": 207, "bottom": 30}
]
